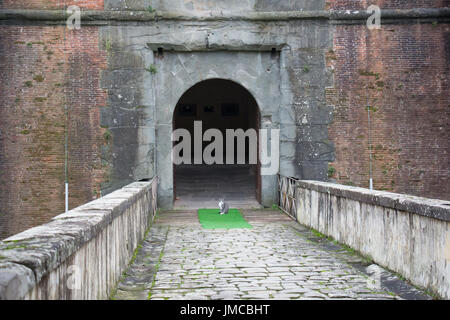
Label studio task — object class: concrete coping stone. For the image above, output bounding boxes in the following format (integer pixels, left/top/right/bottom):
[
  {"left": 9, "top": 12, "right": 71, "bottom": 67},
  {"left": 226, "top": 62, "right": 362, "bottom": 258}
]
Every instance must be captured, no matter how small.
[
  {"left": 0, "top": 178, "right": 155, "bottom": 299},
  {"left": 297, "top": 180, "right": 450, "bottom": 222}
]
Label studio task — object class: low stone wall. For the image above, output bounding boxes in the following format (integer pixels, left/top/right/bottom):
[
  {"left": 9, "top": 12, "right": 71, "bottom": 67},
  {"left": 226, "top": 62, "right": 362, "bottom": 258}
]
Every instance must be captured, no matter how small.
[
  {"left": 0, "top": 179, "right": 157, "bottom": 300},
  {"left": 296, "top": 180, "right": 450, "bottom": 299}
]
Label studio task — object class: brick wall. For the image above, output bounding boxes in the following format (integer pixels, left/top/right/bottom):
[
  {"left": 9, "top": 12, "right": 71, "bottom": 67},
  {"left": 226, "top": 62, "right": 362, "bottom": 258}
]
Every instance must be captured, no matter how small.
[
  {"left": 0, "top": 1, "right": 104, "bottom": 10},
  {"left": 326, "top": 0, "right": 449, "bottom": 10},
  {"left": 326, "top": 23, "right": 450, "bottom": 200},
  {"left": 0, "top": 26, "right": 108, "bottom": 239}
]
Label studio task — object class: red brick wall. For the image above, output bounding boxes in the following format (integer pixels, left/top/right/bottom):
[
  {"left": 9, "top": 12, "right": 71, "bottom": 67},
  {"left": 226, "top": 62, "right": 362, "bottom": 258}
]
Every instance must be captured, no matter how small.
[
  {"left": 326, "top": 0, "right": 449, "bottom": 10},
  {"left": 327, "top": 23, "right": 450, "bottom": 200},
  {"left": 0, "top": 26, "right": 107, "bottom": 239},
  {"left": 0, "top": 1, "right": 104, "bottom": 10}
]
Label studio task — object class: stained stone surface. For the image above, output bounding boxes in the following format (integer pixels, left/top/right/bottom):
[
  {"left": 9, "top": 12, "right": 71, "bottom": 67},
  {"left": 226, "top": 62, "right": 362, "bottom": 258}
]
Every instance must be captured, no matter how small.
[
  {"left": 112, "top": 209, "right": 431, "bottom": 300},
  {"left": 98, "top": 17, "right": 333, "bottom": 208}
]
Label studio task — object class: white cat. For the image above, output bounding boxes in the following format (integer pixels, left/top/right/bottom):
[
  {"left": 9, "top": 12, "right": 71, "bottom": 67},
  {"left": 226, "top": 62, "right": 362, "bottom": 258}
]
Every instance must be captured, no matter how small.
[{"left": 218, "top": 199, "right": 229, "bottom": 215}]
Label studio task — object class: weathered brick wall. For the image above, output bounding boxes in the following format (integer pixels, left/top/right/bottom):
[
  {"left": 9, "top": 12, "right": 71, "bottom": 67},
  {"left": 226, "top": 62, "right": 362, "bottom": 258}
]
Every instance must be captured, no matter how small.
[
  {"left": 65, "top": 27, "right": 108, "bottom": 207},
  {"left": 327, "top": 23, "right": 450, "bottom": 200},
  {"left": 326, "top": 0, "right": 449, "bottom": 9},
  {"left": 0, "top": 1, "right": 104, "bottom": 10},
  {"left": 0, "top": 26, "right": 108, "bottom": 239}
]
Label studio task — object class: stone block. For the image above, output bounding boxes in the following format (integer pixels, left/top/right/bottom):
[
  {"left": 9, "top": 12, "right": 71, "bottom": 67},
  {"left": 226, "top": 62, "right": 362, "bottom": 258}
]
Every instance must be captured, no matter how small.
[{"left": 0, "top": 262, "right": 35, "bottom": 300}]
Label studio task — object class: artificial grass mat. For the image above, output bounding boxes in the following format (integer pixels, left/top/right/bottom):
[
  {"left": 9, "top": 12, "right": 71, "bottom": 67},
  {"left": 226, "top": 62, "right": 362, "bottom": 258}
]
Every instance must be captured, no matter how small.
[{"left": 197, "top": 208, "right": 253, "bottom": 229}]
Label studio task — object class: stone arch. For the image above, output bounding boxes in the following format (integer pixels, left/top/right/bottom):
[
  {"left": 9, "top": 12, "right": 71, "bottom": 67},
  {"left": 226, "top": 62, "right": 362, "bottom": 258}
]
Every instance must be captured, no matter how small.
[
  {"left": 154, "top": 51, "right": 281, "bottom": 208},
  {"left": 172, "top": 78, "right": 262, "bottom": 208}
]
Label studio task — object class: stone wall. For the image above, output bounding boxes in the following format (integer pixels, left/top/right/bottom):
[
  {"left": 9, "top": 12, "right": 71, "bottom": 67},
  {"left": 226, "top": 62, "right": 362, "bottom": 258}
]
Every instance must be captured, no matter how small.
[
  {"left": 0, "top": 179, "right": 157, "bottom": 300},
  {"left": 296, "top": 180, "right": 450, "bottom": 299}
]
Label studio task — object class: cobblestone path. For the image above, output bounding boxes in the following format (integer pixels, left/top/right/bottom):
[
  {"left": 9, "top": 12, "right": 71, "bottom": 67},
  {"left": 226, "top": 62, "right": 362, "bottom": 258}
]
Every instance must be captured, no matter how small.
[{"left": 112, "top": 209, "right": 431, "bottom": 300}]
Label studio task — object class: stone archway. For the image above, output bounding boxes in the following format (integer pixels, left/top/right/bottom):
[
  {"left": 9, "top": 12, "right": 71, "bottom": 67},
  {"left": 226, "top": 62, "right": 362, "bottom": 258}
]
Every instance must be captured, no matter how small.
[
  {"left": 172, "top": 78, "right": 261, "bottom": 209},
  {"left": 154, "top": 51, "right": 281, "bottom": 209}
]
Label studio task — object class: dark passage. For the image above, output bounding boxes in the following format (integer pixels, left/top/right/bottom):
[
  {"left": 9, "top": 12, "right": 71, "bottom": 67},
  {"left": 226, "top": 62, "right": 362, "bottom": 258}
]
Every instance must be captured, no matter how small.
[{"left": 173, "top": 79, "right": 261, "bottom": 208}]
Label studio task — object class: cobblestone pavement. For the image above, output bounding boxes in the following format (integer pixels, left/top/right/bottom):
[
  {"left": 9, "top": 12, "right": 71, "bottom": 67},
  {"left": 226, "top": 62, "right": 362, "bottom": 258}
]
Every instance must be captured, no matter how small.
[{"left": 112, "top": 209, "right": 431, "bottom": 300}]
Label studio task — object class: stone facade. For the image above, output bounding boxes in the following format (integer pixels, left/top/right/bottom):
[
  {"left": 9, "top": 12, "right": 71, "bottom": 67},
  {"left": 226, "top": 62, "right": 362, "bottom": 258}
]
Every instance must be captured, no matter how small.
[{"left": 0, "top": 1, "right": 449, "bottom": 238}]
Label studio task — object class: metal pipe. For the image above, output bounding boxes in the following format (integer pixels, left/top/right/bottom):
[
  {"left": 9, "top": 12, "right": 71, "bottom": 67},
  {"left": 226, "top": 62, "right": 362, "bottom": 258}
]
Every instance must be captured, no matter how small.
[
  {"left": 65, "top": 182, "right": 69, "bottom": 212},
  {"left": 368, "top": 105, "right": 373, "bottom": 190},
  {"left": 63, "top": 1, "right": 69, "bottom": 212}
]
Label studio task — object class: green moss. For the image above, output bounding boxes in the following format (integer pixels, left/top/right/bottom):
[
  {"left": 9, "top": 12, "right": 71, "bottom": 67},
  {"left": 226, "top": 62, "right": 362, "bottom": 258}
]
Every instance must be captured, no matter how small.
[
  {"left": 129, "top": 244, "right": 142, "bottom": 265},
  {"left": 327, "top": 49, "right": 337, "bottom": 60},
  {"left": 302, "top": 65, "right": 310, "bottom": 73},
  {"left": 105, "top": 39, "right": 112, "bottom": 52},
  {"left": 34, "top": 97, "right": 47, "bottom": 103},
  {"left": 359, "top": 69, "right": 380, "bottom": 80},
  {"left": 327, "top": 165, "right": 336, "bottom": 178},
  {"left": 46, "top": 50, "right": 54, "bottom": 60},
  {"left": 103, "top": 129, "right": 112, "bottom": 142},
  {"left": 20, "top": 129, "right": 30, "bottom": 135},
  {"left": 311, "top": 229, "right": 326, "bottom": 238},
  {"left": 24, "top": 81, "right": 33, "bottom": 88},
  {"left": 375, "top": 81, "right": 385, "bottom": 88},
  {"left": 145, "top": 64, "right": 158, "bottom": 74},
  {"left": 146, "top": 5, "right": 156, "bottom": 13},
  {"left": 2, "top": 244, "right": 28, "bottom": 250},
  {"left": 109, "top": 223, "right": 157, "bottom": 300},
  {"left": 147, "top": 227, "right": 169, "bottom": 300},
  {"left": 366, "top": 106, "right": 378, "bottom": 112},
  {"left": 33, "top": 75, "right": 44, "bottom": 82}
]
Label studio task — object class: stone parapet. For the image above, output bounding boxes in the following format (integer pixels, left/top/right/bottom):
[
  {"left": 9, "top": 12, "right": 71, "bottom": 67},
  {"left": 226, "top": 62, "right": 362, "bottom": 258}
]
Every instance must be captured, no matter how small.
[
  {"left": 0, "top": 178, "right": 157, "bottom": 300},
  {"left": 296, "top": 180, "right": 450, "bottom": 299}
]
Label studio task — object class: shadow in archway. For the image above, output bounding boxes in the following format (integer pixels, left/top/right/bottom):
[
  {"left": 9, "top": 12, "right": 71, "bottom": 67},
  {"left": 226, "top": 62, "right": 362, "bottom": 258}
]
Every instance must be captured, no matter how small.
[{"left": 173, "top": 79, "right": 262, "bottom": 209}]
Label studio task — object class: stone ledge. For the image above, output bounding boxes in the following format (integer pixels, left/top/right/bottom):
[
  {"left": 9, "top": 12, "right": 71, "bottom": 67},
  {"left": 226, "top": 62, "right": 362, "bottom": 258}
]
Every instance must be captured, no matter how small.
[
  {"left": 0, "top": 180, "right": 154, "bottom": 299},
  {"left": 0, "top": 262, "right": 36, "bottom": 300},
  {"left": 298, "top": 180, "right": 450, "bottom": 222},
  {"left": 0, "top": 8, "right": 449, "bottom": 23}
]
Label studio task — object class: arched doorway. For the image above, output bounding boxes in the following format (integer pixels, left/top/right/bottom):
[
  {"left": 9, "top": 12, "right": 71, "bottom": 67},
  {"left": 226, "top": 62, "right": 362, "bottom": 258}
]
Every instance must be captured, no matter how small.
[{"left": 172, "top": 79, "right": 261, "bottom": 208}]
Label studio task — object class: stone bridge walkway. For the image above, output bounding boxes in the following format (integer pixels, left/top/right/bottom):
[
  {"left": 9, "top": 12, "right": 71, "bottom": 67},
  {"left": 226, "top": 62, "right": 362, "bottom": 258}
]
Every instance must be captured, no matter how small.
[{"left": 111, "top": 209, "right": 431, "bottom": 300}]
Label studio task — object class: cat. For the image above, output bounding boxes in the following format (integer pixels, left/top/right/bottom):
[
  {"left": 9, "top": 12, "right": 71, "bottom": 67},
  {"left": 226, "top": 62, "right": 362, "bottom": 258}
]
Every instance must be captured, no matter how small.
[{"left": 218, "top": 199, "right": 229, "bottom": 215}]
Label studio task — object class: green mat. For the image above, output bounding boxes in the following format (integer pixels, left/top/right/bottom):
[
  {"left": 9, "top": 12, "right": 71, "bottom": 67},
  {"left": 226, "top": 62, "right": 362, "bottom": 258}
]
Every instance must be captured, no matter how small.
[{"left": 197, "top": 209, "right": 253, "bottom": 229}]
